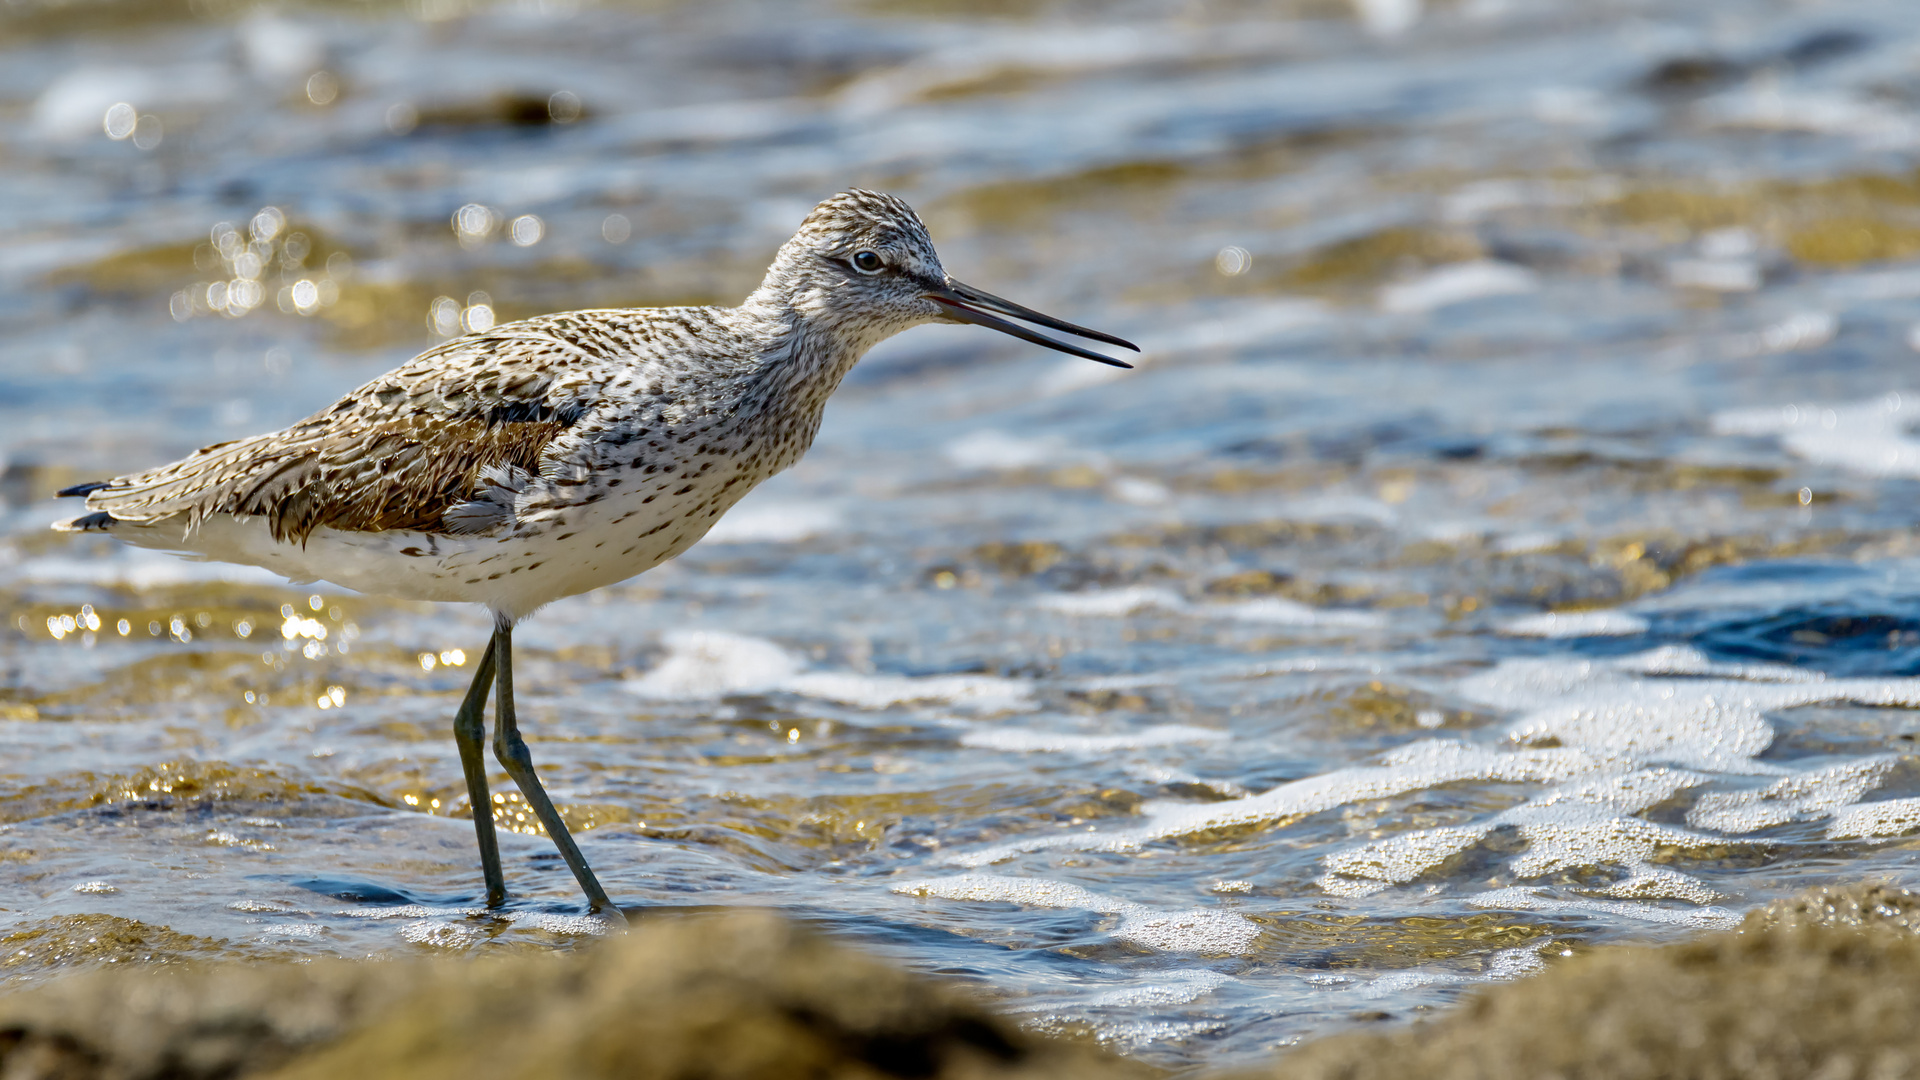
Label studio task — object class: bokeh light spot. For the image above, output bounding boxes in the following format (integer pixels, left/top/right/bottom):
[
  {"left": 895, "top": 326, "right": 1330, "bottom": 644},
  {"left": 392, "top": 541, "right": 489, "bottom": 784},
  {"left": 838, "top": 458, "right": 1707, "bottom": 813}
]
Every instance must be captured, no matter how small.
[
  {"left": 102, "top": 102, "right": 136, "bottom": 140},
  {"left": 509, "top": 214, "right": 544, "bottom": 247},
  {"left": 305, "top": 71, "right": 339, "bottom": 106}
]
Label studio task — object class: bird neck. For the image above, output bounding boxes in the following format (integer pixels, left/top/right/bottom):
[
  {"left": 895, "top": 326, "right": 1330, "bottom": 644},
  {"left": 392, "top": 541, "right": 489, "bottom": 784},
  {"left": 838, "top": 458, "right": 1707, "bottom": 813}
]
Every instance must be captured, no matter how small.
[
  {"left": 738, "top": 271, "right": 900, "bottom": 392},
  {"left": 723, "top": 291, "right": 870, "bottom": 424}
]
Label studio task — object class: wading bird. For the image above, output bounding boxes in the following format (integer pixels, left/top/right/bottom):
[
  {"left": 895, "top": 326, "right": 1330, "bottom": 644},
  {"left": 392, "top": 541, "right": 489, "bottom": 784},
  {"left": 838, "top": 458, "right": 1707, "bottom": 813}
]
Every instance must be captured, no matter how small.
[{"left": 54, "top": 190, "right": 1137, "bottom": 917}]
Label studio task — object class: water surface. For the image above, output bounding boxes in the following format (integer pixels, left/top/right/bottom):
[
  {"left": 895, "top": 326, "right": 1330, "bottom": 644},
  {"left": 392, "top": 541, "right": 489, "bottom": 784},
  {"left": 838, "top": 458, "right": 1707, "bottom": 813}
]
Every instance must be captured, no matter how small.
[{"left": 8, "top": 0, "right": 1920, "bottom": 1070}]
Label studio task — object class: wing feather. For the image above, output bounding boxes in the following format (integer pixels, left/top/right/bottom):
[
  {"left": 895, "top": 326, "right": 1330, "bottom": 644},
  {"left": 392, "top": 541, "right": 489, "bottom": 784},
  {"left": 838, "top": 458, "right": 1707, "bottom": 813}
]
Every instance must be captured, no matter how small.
[{"left": 82, "top": 329, "right": 600, "bottom": 542}]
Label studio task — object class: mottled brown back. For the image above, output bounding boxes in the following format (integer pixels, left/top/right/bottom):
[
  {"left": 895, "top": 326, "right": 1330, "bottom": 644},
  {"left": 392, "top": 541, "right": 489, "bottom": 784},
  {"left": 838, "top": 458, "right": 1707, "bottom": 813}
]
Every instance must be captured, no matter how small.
[{"left": 81, "top": 325, "right": 603, "bottom": 543}]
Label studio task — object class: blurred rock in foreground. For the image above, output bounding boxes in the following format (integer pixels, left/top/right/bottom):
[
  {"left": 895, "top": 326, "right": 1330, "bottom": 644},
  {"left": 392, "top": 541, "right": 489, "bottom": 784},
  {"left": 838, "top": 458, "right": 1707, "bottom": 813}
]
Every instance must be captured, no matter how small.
[
  {"left": 9, "top": 884, "right": 1920, "bottom": 1080},
  {"left": 0, "top": 909, "right": 1146, "bottom": 1080},
  {"left": 1263, "top": 881, "right": 1920, "bottom": 1080}
]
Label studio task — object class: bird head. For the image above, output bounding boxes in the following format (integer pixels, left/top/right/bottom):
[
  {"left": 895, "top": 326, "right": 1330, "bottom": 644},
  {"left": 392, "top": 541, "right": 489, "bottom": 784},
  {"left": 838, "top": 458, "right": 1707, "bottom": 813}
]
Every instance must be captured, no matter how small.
[{"left": 752, "top": 189, "right": 1137, "bottom": 367}]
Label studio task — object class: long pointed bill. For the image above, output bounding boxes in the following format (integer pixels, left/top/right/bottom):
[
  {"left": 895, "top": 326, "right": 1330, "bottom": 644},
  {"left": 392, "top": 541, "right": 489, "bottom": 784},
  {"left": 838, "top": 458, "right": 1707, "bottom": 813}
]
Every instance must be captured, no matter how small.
[{"left": 926, "top": 279, "right": 1139, "bottom": 368}]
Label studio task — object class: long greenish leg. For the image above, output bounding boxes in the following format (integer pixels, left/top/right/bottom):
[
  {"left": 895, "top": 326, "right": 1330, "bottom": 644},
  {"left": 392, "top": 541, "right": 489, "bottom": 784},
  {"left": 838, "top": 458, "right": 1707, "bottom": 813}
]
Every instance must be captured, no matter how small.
[
  {"left": 490, "top": 621, "right": 621, "bottom": 918},
  {"left": 452, "top": 635, "right": 506, "bottom": 906}
]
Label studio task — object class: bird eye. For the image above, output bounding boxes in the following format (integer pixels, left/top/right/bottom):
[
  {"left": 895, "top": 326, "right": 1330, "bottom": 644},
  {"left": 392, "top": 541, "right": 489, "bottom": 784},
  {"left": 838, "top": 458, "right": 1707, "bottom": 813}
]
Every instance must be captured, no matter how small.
[{"left": 851, "top": 250, "right": 884, "bottom": 274}]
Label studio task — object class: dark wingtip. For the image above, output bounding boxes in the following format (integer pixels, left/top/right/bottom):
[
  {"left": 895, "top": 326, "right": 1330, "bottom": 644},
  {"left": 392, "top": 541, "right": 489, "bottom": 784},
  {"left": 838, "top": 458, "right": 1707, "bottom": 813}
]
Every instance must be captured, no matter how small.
[
  {"left": 57, "top": 481, "right": 111, "bottom": 498},
  {"left": 56, "top": 512, "right": 116, "bottom": 532}
]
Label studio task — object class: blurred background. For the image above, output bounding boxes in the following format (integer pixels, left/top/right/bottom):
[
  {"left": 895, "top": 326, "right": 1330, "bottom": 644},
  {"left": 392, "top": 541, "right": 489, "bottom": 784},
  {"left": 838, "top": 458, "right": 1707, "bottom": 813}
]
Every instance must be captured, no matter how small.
[{"left": 8, "top": 0, "right": 1920, "bottom": 1070}]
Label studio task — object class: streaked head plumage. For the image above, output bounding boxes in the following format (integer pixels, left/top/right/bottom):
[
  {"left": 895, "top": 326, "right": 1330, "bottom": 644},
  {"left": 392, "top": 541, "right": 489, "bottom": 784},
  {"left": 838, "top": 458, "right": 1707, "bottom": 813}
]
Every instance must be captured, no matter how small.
[
  {"left": 753, "top": 190, "right": 948, "bottom": 340},
  {"left": 753, "top": 189, "right": 1138, "bottom": 367}
]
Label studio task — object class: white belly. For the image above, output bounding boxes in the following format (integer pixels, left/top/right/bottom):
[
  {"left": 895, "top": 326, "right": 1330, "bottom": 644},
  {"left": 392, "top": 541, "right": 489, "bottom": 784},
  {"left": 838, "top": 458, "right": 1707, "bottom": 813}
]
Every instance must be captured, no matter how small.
[{"left": 110, "top": 475, "right": 760, "bottom": 619}]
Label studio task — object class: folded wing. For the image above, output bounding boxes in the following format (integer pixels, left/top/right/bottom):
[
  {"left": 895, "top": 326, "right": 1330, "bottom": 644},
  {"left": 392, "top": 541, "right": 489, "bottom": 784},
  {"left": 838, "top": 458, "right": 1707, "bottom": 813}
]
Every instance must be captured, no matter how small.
[{"left": 67, "top": 330, "right": 599, "bottom": 543}]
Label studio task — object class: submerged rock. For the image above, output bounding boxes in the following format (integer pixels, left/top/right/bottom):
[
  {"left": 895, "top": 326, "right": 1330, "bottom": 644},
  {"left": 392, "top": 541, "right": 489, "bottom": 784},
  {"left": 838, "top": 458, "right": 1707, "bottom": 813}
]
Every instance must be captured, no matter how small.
[
  {"left": 0, "top": 909, "right": 1144, "bottom": 1080},
  {"left": 1263, "top": 880, "right": 1920, "bottom": 1080}
]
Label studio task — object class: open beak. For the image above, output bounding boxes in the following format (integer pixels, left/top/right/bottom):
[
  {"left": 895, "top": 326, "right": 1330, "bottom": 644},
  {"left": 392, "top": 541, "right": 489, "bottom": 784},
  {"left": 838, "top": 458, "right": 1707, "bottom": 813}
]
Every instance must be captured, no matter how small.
[{"left": 926, "top": 279, "right": 1139, "bottom": 368}]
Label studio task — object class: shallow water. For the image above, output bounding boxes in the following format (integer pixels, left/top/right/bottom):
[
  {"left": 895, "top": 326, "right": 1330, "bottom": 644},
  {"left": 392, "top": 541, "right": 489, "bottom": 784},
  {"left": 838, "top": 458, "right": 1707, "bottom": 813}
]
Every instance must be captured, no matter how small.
[{"left": 8, "top": 0, "right": 1920, "bottom": 1070}]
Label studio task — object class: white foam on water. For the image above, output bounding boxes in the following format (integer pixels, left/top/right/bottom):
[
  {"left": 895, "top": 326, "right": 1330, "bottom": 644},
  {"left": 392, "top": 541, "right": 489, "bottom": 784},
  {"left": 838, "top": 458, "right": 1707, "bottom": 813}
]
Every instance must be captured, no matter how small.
[
  {"left": 895, "top": 873, "right": 1261, "bottom": 954},
  {"left": 1610, "top": 644, "right": 1822, "bottom": 683},
  {"left": 1034, "top": 586, "right": 1184, "bottom": 617},
  {"left": 1498, "top": 772, "right": 1715, "bottom": 901},
  {"left": 942, "top": 429, "right": 1072, "bottom": 471},
  {"left": 1034, "top": 356, "right": 1133, "bottom": 396},
  {"left": 624, "top": 630, "right": 1032, "bottom": 712},
  {"left": 1123, "top": 763, "right": 1250, "bottom": 798},
  {"left": 1320, "top": 825, "right": 1494, "bottom": 897},
  {"left": 1068, "top": 655, "right": 1383, "bottom": 692},
  {"left": 624, "top": 630, "right": 798, "bottom": 699},
  {"left": 1467, "top": 887, "right": 1741, "bottom": 930},
  {"left": 1507, "top": 767, "right": 1711, "bottom": 823},
  {"left": 32, "top": 63, "right": 237, "bottom": 140},
  {"left": 1497, "top": 609, "right": 1650, "bottom": 638},
  {"left": 1667, "top": 258, "right": 1761, "bottom": 292},
  {"left": 396, "top": 918, "right": 482, "bottom": 948},
  {"left": 1687, "top": 757, "right": 1897, "bottom": 833},
  {"left": 238, "top": 13, "right": 326, "bottom": 78},
  {"left": 960, "top": 724, "right": 1228, "bottom": 753},
  {"left": 1531, "top": 86, "right": 1613, "bottom": 126},
  {"left": 204, "top": 830, "right": 275, "bottom": 851},
  {"left": 1112, "top": 909, "right": 1263, "bottom": 953},
  {"left": 1598, "top": 868, "right": 1723, "bottom": 905},
  {"left": 1142, "top": 299, "right": 1331, "bottom": 356},
  {"left": 1490, "top": 530, "right": 1568, "bottom": 555},
  {"left": 952, "top": 648, "right": 1920, "bottom": 929},
  {"left": 1075, "top": 970, "right": 1235, "bottom": 1008},
  {"left": 1074, "top": 1017, "right": 1230, "bottom": 1054},
  {"left": 1355, "top": 946, "right": 1544, "bottom": 998},
  {"left": 1321, "top": 767, "right": 1714, "bottom": 899},
  {"left": 257, "top": 923, "right": 328, "bottom": 939},
  {"left": 1698, "top": 86, "right": 1920, "bottom": 149},
  {"left": 1320, "top": 654, "right": 1918, "bottom": 899},
  {"left": 1713, "top": 394, "right": 1920, "bottom": 478},
  {"left": 1441, "top": 177, "right": 1620, "bottom": 224},
  {"left": 701, "top": 500, "right": 840, "bottom": 543},
  {"left": 1275, "top": 494, "right": 1400, "bottom": 526},
  {"left": 1212, "top": 598, "right": 1388, "bottom": 628},
  {"left": 945, "top": 739, "right": 1595, "bottom": 868},
  {"left": 334, "top": 904, "right": 486, "bottom": 920},
  {"left": 1353, "top": 0, "right": 1422, "bottom": 36},
  {"left": 787, "top": 671, "right": 1033, "bottom": 712},
  {"left": 506, "top": 911, "right": 613, "bottom": 936},
  {"left": 1506, "top": 816, "right": 1710, "bottom": 881},
  {"left": 1741, "top": 311, "right": 1837, "bottom": 354},
  {"left": 1379, "top": 260, "right": 1537, "bottom": 314},
  {"left": 1456, "top": 653, "right": 1920, "bottom": 773},
  {"left": 1006, "top": 970, "right": 1236, "bottom": 1015},
  {"left": 1108, "top": 476, "right": 1171, "bottom": 505},
  {"left": 1034, "top": 587, "right": 1382, "bottom": 627},
  {"left": 1824, "top": 268, "right": 1920, "bottom": 302},
  {"left": 834, "top": 23, "right": 1171, "bottom": 115},
  {"left": 1828, "top": 797, "right": 1920, "bottom": 840},
  {"left": 1032, "top": 300, "right": 1330, "bottom": 397}
]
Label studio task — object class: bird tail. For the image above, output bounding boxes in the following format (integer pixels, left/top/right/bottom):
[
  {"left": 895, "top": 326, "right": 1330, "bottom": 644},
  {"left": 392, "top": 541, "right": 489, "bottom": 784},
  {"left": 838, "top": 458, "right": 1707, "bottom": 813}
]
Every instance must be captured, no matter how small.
[
  {"left": 47, "top": 433, "right": 281, "bottom": 537},
  {"left": 53, "top": 480, "right": 117, "bottom": 532}
]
